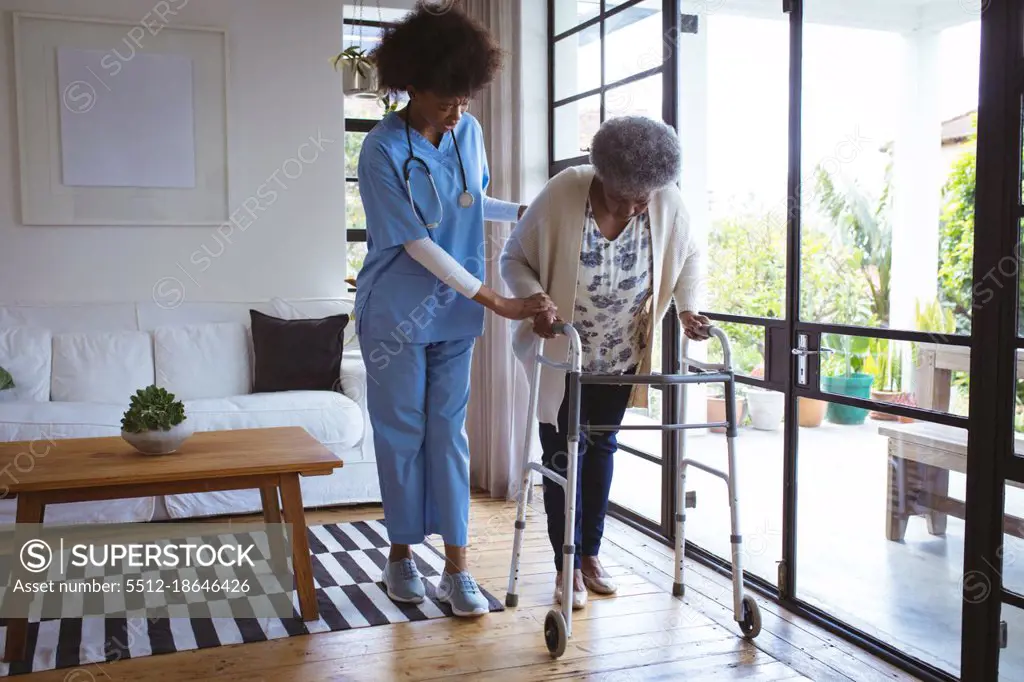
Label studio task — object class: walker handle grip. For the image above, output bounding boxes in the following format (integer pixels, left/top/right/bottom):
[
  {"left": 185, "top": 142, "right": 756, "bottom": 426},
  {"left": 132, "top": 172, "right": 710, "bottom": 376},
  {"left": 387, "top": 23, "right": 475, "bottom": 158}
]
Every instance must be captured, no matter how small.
[{"left": 551, "top": 322, "right": 572, "bottom": 336}]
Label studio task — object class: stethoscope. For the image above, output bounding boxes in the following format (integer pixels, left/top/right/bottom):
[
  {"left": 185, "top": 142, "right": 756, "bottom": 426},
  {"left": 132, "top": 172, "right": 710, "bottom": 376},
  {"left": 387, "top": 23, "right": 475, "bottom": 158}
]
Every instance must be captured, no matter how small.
[{"left": 403, "top": 113, "right": 474, "bottom": 229}]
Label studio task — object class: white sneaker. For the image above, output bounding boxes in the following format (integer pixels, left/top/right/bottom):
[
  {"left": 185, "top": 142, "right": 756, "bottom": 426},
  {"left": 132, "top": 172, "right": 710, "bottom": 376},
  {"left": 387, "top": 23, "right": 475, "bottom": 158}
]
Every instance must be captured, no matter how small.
[{"left": 436, "top": 570, "right": 489, "bottom": 617}]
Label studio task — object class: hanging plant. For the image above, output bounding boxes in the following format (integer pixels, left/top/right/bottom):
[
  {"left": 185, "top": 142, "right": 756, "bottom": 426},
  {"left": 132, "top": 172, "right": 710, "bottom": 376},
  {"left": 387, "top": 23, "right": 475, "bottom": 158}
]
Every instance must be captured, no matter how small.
[{"left": 331, "top": 45, "right": 379, "bottom": 99}]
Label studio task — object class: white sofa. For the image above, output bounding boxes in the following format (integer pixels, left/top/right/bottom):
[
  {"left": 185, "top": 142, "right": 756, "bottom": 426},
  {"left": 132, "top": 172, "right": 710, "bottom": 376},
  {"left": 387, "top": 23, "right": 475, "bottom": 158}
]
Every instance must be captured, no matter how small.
[{"left": 0, "top": 297, "right": 380, "bottom": 525}]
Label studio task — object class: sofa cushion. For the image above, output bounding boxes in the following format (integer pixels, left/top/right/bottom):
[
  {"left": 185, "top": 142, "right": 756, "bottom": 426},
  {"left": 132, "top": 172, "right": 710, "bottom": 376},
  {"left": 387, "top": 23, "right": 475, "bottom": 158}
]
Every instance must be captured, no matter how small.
[
  {"left": 153, "top": 322, "right": 251, "bottom": 400},
  {"left": 183, "top": 391, "right": 362, "bottom": 450},
  {"left": 250, "top": 310, "right": 347, "bottom": 393},
  {"left": 0, "top": 401, "right": 126, "bottom": 441},
  {"left": 51, "top": 331, "right": 154, "bottom": 403},
  {"left": 0, "top": 327, "right": 52, "bottom": 402}
]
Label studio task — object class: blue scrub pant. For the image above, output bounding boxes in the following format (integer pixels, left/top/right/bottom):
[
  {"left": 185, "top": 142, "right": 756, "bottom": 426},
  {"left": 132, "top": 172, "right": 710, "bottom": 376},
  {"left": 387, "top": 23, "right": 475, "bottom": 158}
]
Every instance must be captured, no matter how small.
[
  {"left": 539, "top": 374, "right": 633, "bottom": 571},
  {"left": 362, "top": 338, "right": 475, "bottom": 547}
]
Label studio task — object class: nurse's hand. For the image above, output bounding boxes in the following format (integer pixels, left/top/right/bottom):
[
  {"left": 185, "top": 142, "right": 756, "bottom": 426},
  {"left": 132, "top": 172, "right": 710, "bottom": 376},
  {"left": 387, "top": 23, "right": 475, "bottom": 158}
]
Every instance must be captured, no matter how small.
[{"left": 494, "top": 293, "right": 554, "bottom": 320}]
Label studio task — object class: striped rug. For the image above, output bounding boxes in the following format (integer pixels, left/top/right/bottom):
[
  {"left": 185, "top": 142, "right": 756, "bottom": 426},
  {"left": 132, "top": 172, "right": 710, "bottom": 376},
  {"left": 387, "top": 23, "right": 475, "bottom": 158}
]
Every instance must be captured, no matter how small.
[{"left": 0, "top": 520, "right": 503, "bottom": 677}]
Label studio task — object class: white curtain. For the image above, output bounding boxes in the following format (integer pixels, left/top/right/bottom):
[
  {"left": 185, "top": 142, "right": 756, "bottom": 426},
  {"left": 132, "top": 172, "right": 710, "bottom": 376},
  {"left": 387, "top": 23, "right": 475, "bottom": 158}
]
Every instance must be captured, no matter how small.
[{"left": 462, "top": 0, "right": 537, "bottom": 500}]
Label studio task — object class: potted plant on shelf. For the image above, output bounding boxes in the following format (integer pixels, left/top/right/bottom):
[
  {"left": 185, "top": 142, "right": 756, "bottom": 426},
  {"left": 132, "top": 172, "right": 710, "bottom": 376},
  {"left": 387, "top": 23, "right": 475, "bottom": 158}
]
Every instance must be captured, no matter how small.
[
  {"left": 121, "top": 385, "right": 193, "bottom": 455},
  {"left": 822, "top": 334, "right": 875, "bottom": 425}
]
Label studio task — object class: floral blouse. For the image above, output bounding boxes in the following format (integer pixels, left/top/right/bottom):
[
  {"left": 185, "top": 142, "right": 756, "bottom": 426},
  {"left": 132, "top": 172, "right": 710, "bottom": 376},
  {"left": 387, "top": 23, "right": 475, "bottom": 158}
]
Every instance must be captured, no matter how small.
[{"left": 571, "top": 200, "right": 654, "bottom": 374}]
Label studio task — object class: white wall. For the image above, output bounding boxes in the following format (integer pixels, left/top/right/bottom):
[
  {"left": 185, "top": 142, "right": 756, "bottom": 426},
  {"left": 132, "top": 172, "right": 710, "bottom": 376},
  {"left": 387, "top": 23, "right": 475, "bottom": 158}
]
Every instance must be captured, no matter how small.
[{"left": 0, "top": 0, "right": 347, "bottom": 305}]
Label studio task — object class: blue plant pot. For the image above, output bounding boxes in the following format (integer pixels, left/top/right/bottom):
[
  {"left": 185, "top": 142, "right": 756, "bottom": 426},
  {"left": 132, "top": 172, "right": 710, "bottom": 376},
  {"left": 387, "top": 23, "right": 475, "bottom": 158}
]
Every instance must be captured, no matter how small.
[{"left": 822, "top": 373, "right": 874, "bottom": 425}]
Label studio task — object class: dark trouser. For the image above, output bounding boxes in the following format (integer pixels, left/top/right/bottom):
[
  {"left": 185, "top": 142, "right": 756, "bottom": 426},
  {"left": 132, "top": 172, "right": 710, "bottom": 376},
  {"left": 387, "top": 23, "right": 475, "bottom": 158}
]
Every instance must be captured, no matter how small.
[{"left": 539, "top": 374, "right": 633, "bottom": 571}]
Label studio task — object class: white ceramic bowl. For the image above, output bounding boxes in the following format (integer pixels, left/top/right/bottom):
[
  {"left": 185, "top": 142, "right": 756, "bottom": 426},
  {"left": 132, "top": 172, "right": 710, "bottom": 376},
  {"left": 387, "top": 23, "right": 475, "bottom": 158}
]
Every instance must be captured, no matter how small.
[{"left": 121, "top": 421, "right": 195, "bottom": 455}]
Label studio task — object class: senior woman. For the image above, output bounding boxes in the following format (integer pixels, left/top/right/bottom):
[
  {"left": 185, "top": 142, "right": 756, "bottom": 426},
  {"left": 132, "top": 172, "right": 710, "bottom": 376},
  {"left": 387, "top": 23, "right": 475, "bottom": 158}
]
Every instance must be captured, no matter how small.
[{"left": 500, "top": 116, "right": 710, "bottom": 609}]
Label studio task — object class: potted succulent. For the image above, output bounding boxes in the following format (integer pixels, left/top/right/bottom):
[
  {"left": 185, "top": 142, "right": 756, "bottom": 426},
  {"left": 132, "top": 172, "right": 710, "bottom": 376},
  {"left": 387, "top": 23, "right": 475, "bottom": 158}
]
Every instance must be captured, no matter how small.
[{"left": 121, "top": 385, "right": 193, "bottom": 455}]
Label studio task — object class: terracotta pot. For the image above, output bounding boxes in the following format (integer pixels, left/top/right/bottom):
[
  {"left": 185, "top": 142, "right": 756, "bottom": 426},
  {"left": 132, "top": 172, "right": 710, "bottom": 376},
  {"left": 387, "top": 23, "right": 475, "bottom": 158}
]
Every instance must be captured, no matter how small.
[
  {"left": 797, "top": 397, "right": 827, "bottom": 428},
  {"left": 869, "top": 390, "right": 901, "bottom": 421},
  {"left": 707, "top": 395, "right": 745, "bottom": 433}
]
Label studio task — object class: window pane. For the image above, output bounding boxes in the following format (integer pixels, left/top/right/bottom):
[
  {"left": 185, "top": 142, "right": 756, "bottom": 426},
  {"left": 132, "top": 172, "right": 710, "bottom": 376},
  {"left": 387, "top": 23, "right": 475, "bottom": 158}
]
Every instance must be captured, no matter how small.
[
  {"left": 554, "top": 25, "right": 601, "bottom": 101},
  {"left": 797, "top": 411, "right": 965, "bottom": 677},
  {"left": 684, "top": 385, "right": 785, "bottom": 586},
  {"left": 346, "top": 182, "right": 366, "bottom": 233},
  {"left": 347, "top": 240, "right": 367, "bottom": 283},
  {"left": 609, "top": 452, "right": 661, "bottom": 523},
  {"left": 800, "top": 8, "right": 980, "bottom": 333},
  {"left": 818, "top": 334, "right": 969, "bottom": 420},
  {"left": 706, "top": 321, "right": 765, "bottom": 377},
  {"left": 554, "top": 94, "right": 600, "bottom": 160},
  {"left": 345, "top": 132, "right": 366, "bottom": 179},
  {"left": 701, "top": 11, "right": 789, "bottom": 319},
  {"left": 603, "top": 0, "right": 662, "bottom": 85},
  {"left": 622, "top": 387, "right": 663, "bottom": 458},
  {"left": 604, "top": 74, "right": 661, "bottom": 121},
  {"left": 1001, "top": 603, "right": 1024, "bottom": 680},
  {"left": 1012, "top": 357, "right": 1024, "bottom": 456},
  {"left": 341, "top": 22, "right": 383, "bottom": 54},
  {"left": 345, "top": 96, "right": 387, "bottom": 120},
  {"left": 554, "top": 0, "right": 601, "bottom": 35}
]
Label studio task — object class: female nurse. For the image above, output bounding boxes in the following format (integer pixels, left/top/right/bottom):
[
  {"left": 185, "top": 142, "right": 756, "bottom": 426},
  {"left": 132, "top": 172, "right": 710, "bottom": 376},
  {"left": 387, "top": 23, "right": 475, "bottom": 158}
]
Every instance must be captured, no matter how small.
[{"left": 354, "top": 2, "right": 554, "bottom": 617}]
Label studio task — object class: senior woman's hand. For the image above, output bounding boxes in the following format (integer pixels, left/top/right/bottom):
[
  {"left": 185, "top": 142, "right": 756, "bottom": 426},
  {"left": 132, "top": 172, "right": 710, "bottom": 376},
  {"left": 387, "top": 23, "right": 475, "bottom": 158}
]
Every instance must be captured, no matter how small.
[
  {"left": 681, "top": 311, "right": 712, "bottom": 341},
  {"left": 532, "top": 310, "right": 561, "bottom": 339}
]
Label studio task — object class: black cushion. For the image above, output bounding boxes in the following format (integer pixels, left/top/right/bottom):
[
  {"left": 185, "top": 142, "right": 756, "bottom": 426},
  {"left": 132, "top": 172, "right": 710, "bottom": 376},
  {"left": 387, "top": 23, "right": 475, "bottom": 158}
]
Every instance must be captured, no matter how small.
[{"left": 249, "top": 310, "right": 348, "bottom": 393}]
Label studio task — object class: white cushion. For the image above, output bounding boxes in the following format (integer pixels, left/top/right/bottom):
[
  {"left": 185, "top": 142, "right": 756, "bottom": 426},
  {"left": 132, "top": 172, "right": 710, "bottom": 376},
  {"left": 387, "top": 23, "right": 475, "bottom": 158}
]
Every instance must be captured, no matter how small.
[
  {"left": 153, "top": 323, "right": 251, "bottom": 400},
  {"left": 0, "top": 400, "right": 126, "bottom": 441},
  {"left": 51, "top": 331, "right": 154, "bottom": 403},
  {"left": 271, "top": 297, "right": 357, "bottom": 348},
  {"left": 184, "top": 391, "right": 363, "bottom": 450},
  {"left": 0, "top": 327, "right": 52, "bottom": 402}
]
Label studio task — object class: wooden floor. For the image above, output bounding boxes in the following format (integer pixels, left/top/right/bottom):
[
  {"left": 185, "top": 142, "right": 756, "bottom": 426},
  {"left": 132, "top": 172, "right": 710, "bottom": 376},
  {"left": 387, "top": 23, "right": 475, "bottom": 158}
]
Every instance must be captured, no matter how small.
[{"left": 21, "top": 493, "right": 921, "bottom": 681}]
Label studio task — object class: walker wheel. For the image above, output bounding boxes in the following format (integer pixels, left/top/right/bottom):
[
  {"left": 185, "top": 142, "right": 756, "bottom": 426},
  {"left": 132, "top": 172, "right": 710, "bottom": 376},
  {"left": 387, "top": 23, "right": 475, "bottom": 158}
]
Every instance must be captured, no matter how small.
[
  {"left": 544, "top": 609, "right": 568, "bottom": 658},
  {"left": 739, "top": 595, "right": 762, "bottom": 639}
]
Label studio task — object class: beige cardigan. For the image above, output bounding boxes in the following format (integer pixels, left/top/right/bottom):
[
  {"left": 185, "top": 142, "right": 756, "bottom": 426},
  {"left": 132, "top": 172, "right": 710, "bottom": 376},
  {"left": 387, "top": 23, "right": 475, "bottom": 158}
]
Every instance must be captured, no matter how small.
[{"left": 499, "top": 165, "right": 703, "bottom": 426}]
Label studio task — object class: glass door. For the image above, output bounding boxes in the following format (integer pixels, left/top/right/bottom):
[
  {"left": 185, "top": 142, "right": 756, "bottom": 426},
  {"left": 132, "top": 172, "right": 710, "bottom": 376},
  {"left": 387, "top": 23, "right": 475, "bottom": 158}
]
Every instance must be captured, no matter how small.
[
  {"left": 791, "top": 1, "right": 982, "bottom": 678},
  {"left": 673, "top": 0, "right": 790, "bottom": 586}
]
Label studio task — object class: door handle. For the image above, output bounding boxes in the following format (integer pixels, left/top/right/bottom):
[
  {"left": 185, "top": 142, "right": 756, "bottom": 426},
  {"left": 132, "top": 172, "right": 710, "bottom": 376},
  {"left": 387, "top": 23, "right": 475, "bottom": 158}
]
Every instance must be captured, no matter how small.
[{"left": 791, "top": 347, "right": 835, "bottom": 356}]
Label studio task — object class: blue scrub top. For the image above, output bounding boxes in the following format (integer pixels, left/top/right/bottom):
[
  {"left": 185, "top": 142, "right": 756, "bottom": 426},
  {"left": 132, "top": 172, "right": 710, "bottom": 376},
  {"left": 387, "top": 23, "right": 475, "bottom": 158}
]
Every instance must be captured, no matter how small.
[{"left": 354, "top": 111, "right": 491, "bottom": 344}]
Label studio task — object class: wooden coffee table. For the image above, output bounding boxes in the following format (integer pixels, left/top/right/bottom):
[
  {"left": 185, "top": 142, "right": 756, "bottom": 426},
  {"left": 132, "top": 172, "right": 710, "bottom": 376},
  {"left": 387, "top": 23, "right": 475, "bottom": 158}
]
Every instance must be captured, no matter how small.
[{"left": 0, "top": 426, "right": 342, "bottom": 662}]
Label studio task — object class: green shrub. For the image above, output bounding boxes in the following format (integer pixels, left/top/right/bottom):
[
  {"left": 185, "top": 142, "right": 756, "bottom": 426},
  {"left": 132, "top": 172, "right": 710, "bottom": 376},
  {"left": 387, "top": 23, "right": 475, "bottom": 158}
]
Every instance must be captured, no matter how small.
[
  {"left": 0, "top": 367, "right": 13, "bottom": 391},
  {"left": 121, "top": 385, "right": 186, "bottom": 433}
]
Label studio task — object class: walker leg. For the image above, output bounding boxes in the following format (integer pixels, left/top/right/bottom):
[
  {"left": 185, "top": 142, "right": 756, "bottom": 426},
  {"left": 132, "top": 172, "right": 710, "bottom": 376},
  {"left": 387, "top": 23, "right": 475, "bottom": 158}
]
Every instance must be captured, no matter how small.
[
  {"left": 723, "top": 378, "right": 744, "bottom": 621},
  {"left": 560, "top": 370, "right": 582, "bottom": 640},
  {"left": 506, "top": 347, "right": 545, "bottom": 608},
  {"left": 505, "top": 467, "right": 532, "bottom": 608},
  {"left": 673, "top": 382, "right": 686, "bottom": 598}
]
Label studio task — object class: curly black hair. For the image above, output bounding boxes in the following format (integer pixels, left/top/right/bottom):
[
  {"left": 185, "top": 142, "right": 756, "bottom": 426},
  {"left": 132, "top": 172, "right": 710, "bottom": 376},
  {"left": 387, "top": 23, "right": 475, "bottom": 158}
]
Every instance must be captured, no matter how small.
[{"left": 370, "top": 1, "right": 504, "bottom": 97}]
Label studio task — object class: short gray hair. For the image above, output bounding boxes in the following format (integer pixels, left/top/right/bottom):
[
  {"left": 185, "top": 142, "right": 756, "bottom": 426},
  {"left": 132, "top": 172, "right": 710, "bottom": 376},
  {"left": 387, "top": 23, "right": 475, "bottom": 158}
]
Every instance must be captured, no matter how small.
[{"left": 589, "top": 116, "right": 681, "bottom": 197}]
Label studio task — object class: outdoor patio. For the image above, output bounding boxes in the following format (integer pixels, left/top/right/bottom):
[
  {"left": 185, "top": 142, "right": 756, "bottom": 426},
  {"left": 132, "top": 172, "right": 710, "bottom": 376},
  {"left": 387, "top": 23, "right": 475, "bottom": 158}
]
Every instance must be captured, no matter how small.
[{"left": 614, "top": 410, "right": 1024, "bottom": 678}]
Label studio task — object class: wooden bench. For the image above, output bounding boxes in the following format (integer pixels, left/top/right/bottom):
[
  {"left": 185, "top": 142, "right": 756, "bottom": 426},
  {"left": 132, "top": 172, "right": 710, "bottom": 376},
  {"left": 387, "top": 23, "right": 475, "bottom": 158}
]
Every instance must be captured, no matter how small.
[{"left": 881, "top": 421, "right": 1024, "bottom": 541}]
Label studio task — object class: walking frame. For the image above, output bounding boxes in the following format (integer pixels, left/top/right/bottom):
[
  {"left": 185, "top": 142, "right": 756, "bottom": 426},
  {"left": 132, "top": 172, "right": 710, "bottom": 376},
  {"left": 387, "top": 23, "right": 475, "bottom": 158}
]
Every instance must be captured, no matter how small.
[{"left": 504, "top": 322, "right": 762, "bottom": 657}]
